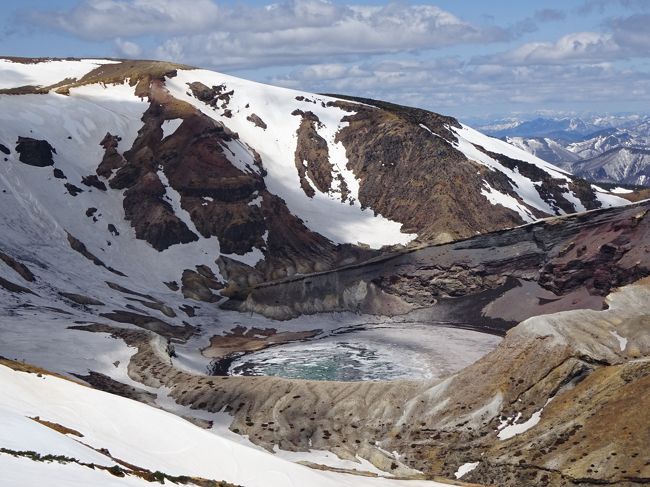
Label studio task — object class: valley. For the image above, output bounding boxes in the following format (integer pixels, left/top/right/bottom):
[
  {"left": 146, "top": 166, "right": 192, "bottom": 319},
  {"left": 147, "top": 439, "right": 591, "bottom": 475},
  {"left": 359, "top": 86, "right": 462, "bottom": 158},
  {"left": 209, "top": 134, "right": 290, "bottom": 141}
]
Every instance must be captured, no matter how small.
[{"left": 0, "top": 57, "right": 649, "bottom": 487}]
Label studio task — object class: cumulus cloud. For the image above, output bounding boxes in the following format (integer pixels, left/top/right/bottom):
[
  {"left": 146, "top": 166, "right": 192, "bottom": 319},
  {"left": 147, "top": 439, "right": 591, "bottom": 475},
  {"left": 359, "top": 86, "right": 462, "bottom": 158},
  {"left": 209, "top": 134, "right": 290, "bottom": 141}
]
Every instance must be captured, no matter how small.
[
  {"left": 271, "top": 58, "right": 650, "bottom": 116},
  {"left": 476, "top": 12, "right": 650, "bottom": 67},
  {"left": 114, "top": 38, "right": 142, "bottom": 57},
  {"left": 25, "top": 0, "right": 220, "bottom": 39},
  {"left": 479, "top": 32, "right": 620, "bottom": 65},
  {"left": 25, "top": 0, "right": 509, "bottom": 69}
]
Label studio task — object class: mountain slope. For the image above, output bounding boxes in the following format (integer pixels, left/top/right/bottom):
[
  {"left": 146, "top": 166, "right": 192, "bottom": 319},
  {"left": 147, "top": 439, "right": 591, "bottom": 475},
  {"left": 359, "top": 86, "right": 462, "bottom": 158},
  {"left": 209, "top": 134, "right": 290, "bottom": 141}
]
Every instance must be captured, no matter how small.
[
  {"left": 0, "top": 360, "right": 452, "bottom": 487},
  {"left": 1, "top": 57, "right": 647, "bottom": 487},
  {"left": 495, "top": 116, "right": 650, "bottom": 187},
  {"left": 0, "top": 58, "right": 631, "bottom": 300}
]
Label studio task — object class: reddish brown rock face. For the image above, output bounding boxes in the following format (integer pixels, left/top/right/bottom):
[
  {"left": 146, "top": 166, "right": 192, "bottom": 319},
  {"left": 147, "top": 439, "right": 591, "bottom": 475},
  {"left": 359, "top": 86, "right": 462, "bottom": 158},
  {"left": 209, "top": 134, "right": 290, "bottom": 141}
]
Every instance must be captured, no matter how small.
[
  {"left": 293, "top": 110, "right": 333, "bottom": 198},
  {"left": 334, "top": 101, "right": 524, "bottom": 242},
  {"left": 539, "top": 208, "right": 650, "bottom": 295}
]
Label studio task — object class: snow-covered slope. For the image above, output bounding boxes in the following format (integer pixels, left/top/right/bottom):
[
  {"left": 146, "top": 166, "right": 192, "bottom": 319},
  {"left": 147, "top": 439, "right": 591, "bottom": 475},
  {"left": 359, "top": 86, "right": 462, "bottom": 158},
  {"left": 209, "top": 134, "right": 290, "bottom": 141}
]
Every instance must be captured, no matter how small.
[
  {"left": 495, "top": 117, "right": 650, "bottom": 187},
  {"left": 505, "top": 136, "right": 581, "bottom": 165},
  {"left": 0, "top": 363, "right": 452, "bottom": 487}
]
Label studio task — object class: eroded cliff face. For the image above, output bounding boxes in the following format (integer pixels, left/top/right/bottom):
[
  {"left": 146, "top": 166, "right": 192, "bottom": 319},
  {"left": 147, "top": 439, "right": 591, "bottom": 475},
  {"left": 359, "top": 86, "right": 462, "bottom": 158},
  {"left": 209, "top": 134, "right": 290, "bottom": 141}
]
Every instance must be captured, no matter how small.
[{"left": 229, "top": 201, "right": 650, "bottom": 323}]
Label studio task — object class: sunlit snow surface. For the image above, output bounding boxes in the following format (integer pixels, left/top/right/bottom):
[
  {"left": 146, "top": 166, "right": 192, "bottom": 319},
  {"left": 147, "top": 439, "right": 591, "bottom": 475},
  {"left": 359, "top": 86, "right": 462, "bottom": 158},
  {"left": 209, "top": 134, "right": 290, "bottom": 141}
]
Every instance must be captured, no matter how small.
[
  {"left": 166, "top": 69, "right": 417, "bottom": 249},
  {"left": 0, "top": 58, "right": 119, "bottom": 90},
  {"left": 0, "top": 365, "right": 454, "bottom": 487}
]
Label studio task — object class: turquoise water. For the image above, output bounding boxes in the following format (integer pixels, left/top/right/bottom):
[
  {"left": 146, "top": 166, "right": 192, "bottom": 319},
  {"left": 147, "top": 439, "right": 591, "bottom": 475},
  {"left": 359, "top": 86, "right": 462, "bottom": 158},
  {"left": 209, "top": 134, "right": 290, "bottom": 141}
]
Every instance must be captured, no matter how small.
[
  {"left": 229, "top": 342, "right": 405, "bottom": 381},
  {"left": 227, "top": 323, "right": 501, "bottom": 382}
]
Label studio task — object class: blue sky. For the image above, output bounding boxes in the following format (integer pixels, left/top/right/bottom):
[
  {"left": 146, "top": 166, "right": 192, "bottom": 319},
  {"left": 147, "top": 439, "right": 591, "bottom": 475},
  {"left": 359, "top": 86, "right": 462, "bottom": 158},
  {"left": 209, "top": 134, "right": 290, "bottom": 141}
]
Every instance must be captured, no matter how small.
[{"left": 1, "top": 0, "right": 649, "bottom": 119}]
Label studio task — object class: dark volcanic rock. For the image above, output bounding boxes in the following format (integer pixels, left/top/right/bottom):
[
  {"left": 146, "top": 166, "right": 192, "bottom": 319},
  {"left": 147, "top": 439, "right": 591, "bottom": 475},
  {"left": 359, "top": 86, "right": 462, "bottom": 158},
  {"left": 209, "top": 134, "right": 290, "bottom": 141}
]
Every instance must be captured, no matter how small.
[
  {"left": 99, "top": 310, "right": 195, "bottom": 341},
  {"left": 81, "top": 175, "right": 107, "bottom": 191},
  {"left": 181, "top": 268, "right": 223, "bottom": 302},
  {"left": 15, "top": 137, "right": 56, "bottom": 167},
  {"left": 53, "top": 168, "right": 66, "bottom": 179},
  {"left": 122, "top": 171, "right": 198, "bottom": 251},
  {"left": 0, "top": 143, "right": 9, "bottom": 155},
  {"left": 0, "top": 276, "right": 34, "bottom": 294},
  {"left": 246, "top": 113, "right": 267, "bottom": 129},
  {"left": 64, "top": 183, "right": 84, "bottom": 196},
  {"left": 333, "top": 101, "right": 524, "bottom": 242},
  {"left": 96, "top": 133, "right": 126, "bottom": 178}
]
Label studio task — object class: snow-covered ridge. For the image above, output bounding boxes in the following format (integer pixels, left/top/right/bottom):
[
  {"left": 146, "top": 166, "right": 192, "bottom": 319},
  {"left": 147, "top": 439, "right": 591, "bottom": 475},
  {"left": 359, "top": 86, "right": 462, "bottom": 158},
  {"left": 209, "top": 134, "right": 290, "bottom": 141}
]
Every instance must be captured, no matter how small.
[
  {"left": 0, "top": 57, "right": 632, "bottom": 291},
  {"left": 0, "top": 58, "right": 119, "bottom": 90},
  {"left": 165, "top": 68, "right": 416, "bottom": 248},
  {"left": 0, "top": 363, "right": 452, "bottom": 487}
]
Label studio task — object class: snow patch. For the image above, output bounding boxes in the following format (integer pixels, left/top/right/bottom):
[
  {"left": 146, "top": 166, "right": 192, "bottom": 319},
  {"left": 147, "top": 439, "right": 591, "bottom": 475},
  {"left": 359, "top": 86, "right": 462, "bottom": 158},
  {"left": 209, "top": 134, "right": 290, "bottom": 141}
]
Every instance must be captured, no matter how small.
[
  {"left": 454, "top": 462, "right": 479, "bottom": 479},
  {"left": 610, "top": 330, "right": 628, "bottom": 351},
  {"left": 161, "top": 118, "right": 182, "bottom": 139}
]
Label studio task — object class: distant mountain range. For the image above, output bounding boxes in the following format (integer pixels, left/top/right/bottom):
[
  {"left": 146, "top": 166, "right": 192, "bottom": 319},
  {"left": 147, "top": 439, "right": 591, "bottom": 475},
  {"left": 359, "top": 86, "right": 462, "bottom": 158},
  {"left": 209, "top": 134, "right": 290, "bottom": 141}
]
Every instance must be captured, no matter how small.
[{"left": 475, "top": 115, "right": 650, "bottom": 186}]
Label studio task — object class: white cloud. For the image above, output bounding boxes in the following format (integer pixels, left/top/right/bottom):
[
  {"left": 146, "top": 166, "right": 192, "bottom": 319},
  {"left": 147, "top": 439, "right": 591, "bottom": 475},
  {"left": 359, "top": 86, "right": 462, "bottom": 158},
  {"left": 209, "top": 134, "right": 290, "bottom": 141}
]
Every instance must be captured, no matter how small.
[
  {"left": 269, "top": 58, "right": 650, "bottom": 117},
  {"left": 114, "top": 37, "right": 142, "bottom": 57},
  {"left": 27, "top": 0, "right": 220, "bottom": 39},
  {"left": 480, "top": 32, "right": 620, "bottom": 65},
  {"left": 27, "top": 0, "right": 507, "bottom": 69}
]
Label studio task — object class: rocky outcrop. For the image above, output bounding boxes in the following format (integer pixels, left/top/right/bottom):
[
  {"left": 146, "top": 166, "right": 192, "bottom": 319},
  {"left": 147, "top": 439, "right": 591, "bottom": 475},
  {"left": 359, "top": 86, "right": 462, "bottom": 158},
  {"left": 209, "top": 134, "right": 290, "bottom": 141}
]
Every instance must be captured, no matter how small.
[
  {"left": 66, "top": 233, "right": 126, "bottom": 277},
  {"left": 0, "top": 251, "right": 35, "bottom": 282},
  {"left": 15, "top": 137, "right": 55, "bottom": 167},
  {"left": 229, "top": 201, "right": 650, "bottom": 321},
  {"left": 293, "top": 110, "right": 333, "bottom": 197},
  {"left": 332, "top": 100, "right": 526, "bottom": 241},
  {"left": 181, "top": 267, "right": 224, "bottom": 303},
  {"left": 96, "top": 133, "right": 126, "bottom": 178}
]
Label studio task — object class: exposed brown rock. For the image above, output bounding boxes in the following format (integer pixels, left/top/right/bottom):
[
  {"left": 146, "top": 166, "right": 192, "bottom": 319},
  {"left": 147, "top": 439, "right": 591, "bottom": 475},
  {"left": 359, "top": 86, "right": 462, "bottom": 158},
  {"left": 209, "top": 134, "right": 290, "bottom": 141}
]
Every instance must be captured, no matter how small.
[
  {"left": 72, "top": 370, "right": 156, "bottom": 406},
  {"left": 99, "top": 310, "right": 195, "bottom": 341},
  {"left": 293, "top": 111, "right": 332, "bottom": 197},
  {"left": 181, "top": 268, "right": 223, "bottom": 302},
  {"left": 0, "top": 251, "right": 35, "bottom": 282},
  {"left": 64, "top": 182, "right": 84, "bottom": 196},
  {"left": 201, "top": 326, "right": 320, "bottom": 360},
  {"left": 81, "top": 175, "right": 107, "bottom": 191},
  {"left": 246, "top": 113, "right": 267, "bottom": 129},
  {"left": 105, "top": 281, "right": 157, "bottom": 301},
  {"left": 97, "top": 133, "right": 126, "bottom": 178},
  {"left": 333, "top": 102, "right": 524, "bottom": 242},
  {"left": 0, "top": 276, "right": 34, "bottom": 294},
  {"left": 187, "top": 82, "right": 234, "bottom": 110},
  {"left": 66, "top": 233, "right": 126, "bottom": 277}
]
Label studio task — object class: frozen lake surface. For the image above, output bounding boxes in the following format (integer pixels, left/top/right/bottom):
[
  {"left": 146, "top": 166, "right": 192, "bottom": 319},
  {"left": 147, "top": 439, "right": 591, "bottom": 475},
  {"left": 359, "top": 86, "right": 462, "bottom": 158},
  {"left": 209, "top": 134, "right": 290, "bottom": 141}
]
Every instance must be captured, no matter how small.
[{"left": 228, "top": 323, "right": 501, "bottom": 381}]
